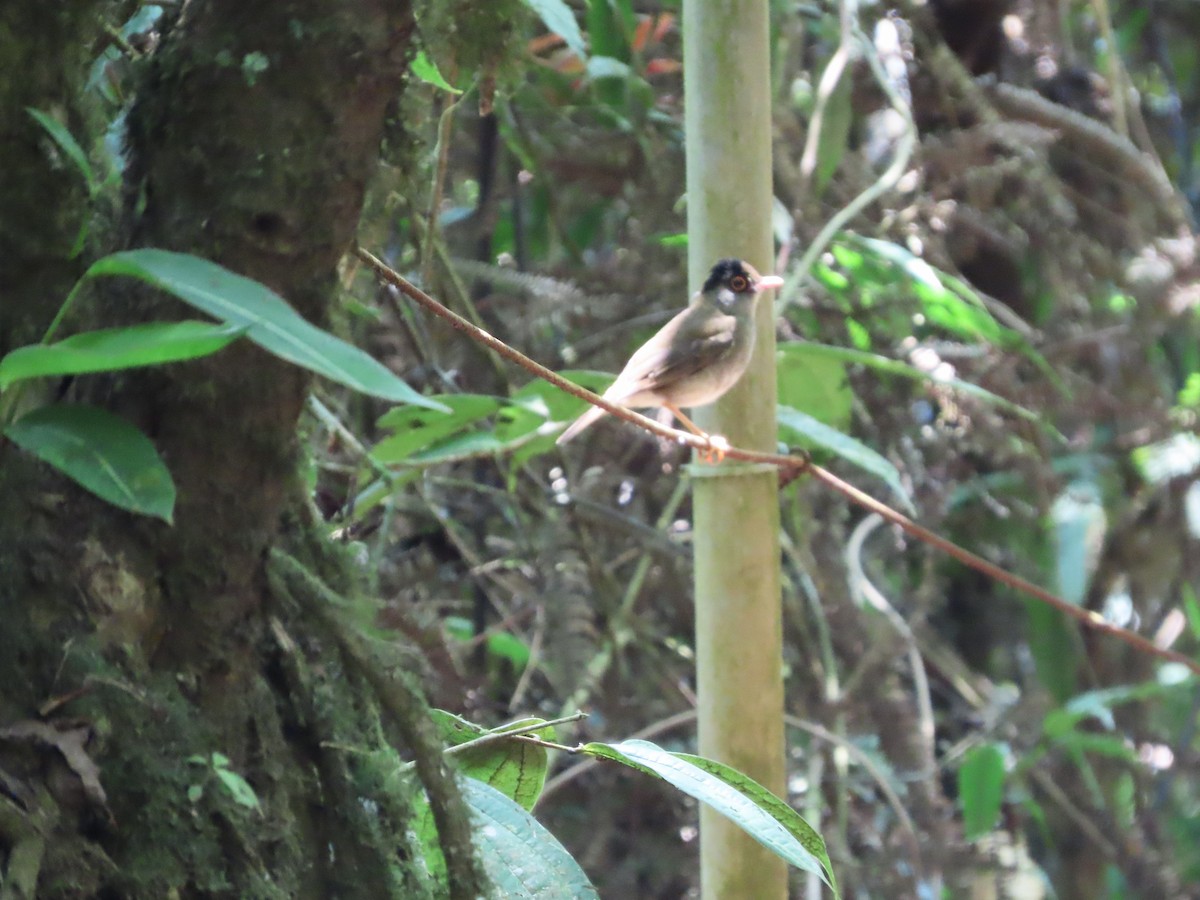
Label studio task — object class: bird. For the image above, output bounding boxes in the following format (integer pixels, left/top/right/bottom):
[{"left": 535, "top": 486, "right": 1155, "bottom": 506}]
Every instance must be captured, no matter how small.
[{"left": 555, "top": 258, "right": 784, "bottom": 452}]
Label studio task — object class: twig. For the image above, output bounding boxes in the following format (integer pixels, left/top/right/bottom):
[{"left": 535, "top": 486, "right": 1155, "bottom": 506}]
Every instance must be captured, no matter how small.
[
  {"left": 411, "top": 216, "right": 509, "bottom": 385},
  {"left": 783, "top": 18, "right": 916, "bottom": 310},
  {"left": 444, "top": 711, "right": 588, "bottom": 758},
  {"left": 798, "top": 0, "right": 855, "bottom": 196},
  {"left": 423, "top": 94, "right": 462, "bottom": 287},
  {"left": 507, "top": 604, "right": 545, "bottom": 712},
  {"left": 843, "top": 513, "right": 935, "bottom": 762},
  {"left": 354, "top": 245, "right": 1200, "bottom": 676},
  {"left": 557, "top": 479, "right": 691, "bottom": 719},
  {"left": 986, "top": 81, "right": 1185, "bottom": 228}
]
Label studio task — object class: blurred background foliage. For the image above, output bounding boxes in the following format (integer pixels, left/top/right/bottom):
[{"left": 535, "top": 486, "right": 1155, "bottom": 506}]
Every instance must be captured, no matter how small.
[{"left": 276, "top": 0, "right": 1200, "bottom": 895}]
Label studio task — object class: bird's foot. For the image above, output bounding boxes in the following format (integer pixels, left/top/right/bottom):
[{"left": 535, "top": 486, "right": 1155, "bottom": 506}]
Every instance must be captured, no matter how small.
[{"left": 697, "top": 434, "right": 730, "bottom": 463}]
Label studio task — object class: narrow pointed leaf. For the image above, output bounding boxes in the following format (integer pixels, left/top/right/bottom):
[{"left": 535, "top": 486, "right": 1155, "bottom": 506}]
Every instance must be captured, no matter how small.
[
  {"left": 374, "top": 394, "right": 503, "bottom": 462},
  {"left": 777, "top": 404, "right": 913, "bottom": 512},
  {"left": 27, "top": 107, "right": 96, "bottom": 194},
  {"left": 524, "top": 0, "right": 587, "bottom": 59},
  {"left": 958, "top": 743, "right": 1005, "bottom": 840},
  {"left": 5, "top": 404, "right": 175, "bottom": 522},
  {"left": 0, "top": 321, "right": 246, "bottom": 388},
  {"left": 84, "top": 249, "right": 447, "bottom": 410},
  {"left": 411, "top": 51, "right": 461, "bottom": 93},
  {"left": 779, "top": 341, "right": 1045, "bottom": 427},
  {"left": 585, "top": 739, "right": 838, "bottom": 893}
]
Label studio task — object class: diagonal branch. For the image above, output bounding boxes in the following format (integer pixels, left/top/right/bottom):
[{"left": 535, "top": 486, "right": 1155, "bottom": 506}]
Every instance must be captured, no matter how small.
[{"left": 355, "top": 245, "right": 1200, "bottom": 676}]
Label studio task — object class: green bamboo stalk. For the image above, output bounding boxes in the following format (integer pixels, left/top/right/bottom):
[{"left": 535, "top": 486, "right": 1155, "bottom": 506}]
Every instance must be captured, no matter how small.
[{"left": 683, "top": 0, "right": 786, "bottom": 897}]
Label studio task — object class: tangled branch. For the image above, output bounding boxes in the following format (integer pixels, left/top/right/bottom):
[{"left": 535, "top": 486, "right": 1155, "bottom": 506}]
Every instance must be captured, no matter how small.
[{"left": 355, "top": 245, "right": 1200, "bottom": 676}]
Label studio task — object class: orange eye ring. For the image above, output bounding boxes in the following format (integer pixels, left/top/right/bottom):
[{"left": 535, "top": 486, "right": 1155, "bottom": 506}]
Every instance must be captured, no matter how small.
[{"left": 729, "top": 274, "right": 750, "bottom": 292}]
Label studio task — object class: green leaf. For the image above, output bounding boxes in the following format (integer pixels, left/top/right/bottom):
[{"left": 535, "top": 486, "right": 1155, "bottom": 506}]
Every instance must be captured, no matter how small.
[
  {"left": 464, "top": 778, "right": 600, "bottom": 898},
  {"left": 586, "top": 0, "right": 627, "bottom": 59},
  {"left": 505, "top": 371, "right": 614, "bottom": 467},
  {"left": 1182, "top": 585, "right": 1200, "bottom": 641},
  {"left": 515, "top": 371, "right": 615, "bottom": 421},
  {"left": 1026, "top": 600, "right": 1078, "bottom": 705},
  {"left": 836, "top": 325, "right": 864, "bottom": 357},
  {"left": 411, "top": 50, "right": 461, "bottom": 93},
  {"left": 453, "top": 717, "right": 554, "bottom": 811},
  {"left": 523, "top": 0, "right": 587, "bottom": 59},
  {"left": 84, "top": 250, "right": 447, "bottom": 411},
  {"left": 776, "top": 405, "right": 913, "bottom": 512},
  {"left": 1052, "top": 731, "right": 1138, "bottom": 762},
  {"left": 1051, "top": 680, "right": 1191, "bottom": 736},
  {"left": 844, "top": 236, "right": 1061, "bottom": 389},
  {"left": 586, "top": 739, "right": 837, "bottom": 893},
  {"left": 214, "top": 765, "right": 262, "bottom": 811},
  {"left": 27, "top": 107, "right": 96, "bottom": 195},
  {"left": 776, "top": 344, "right": 852, "bottom": 430},
  {"left": 0, "top": 321, "right": 246, "bottom": 388},
  {"left": 5, "top": 404, "right": 175, "bottom": 522},
  {"left": 412, "top": 430, "right": 511, "bottom": 463},
  {"left": 374, "top": 394, "right": 503, "bottom": 462},
  {"left": 655, "top": 233, "right": 688, "bottom": 248},
  {"left": 483, "top": 631, "right": 532, "bottom": 669},
  {"left": 811, "top": 60, "right": 853, "bottom": 197},
  {"left": 780, "top": 341, "right": 1047, "bottom": 427},
  {"left": 1051, "top": 481, "right": 1106, "bottom": 606},
  {"left": 958, "top": 743, "right": 1005, "bottom": 840},
  {"left": 430, "top": 708, "right": 489, "bottom": 746},
  {"left": 442, "top": 618, "right": 533, "bottom": 670},
  {"left": 851, "top": 237, "right": 1006, "bottom": 340},
  {"left": 586, "top": 56, "right": 632, "bottom": 81}
]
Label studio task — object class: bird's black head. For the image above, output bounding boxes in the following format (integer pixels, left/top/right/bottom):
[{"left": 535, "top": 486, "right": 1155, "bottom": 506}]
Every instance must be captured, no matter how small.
[{"left": 703, "top": 258, "right": 760, "bottom": 295}]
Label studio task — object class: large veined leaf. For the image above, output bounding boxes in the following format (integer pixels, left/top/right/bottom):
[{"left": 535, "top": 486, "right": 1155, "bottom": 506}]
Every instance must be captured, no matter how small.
[
  {"left": 0, "top": 321, "right": 246, "bottom": 388},
  {"left": 432, "top": 710, "right": 551, "bottom": 812},
  {"left": 776, "top": 404, "right": 913, "bottom": 512},
  {"left": 586, "top": 739, "right": 838, "bottom": 894},
  {"left": 464, "top": 778, "right": 600, "bottom": 899},
  {"left": 410, "top": 775, "right": 598, "bottom": 899},
  {"left": 83, "top": 250, "right": 447, "bottom": 411},
  {"left": 5, "top": 404, "right": 175, "bottom": 522}
]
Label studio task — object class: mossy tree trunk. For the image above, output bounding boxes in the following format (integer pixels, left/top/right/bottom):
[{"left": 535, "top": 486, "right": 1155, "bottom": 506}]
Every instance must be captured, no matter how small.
[{"left": 0, "top": 2, "right": 485, "bottom": 897}]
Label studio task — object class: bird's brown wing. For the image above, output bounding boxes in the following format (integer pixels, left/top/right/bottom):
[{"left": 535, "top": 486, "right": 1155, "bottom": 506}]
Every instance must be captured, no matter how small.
[{"left": 606, "top": 305, "right": 738, "bottom": 401}]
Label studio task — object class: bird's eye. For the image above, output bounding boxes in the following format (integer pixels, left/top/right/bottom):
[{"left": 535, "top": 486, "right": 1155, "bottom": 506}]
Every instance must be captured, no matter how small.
[{"left": 729, "top": 274, "right": 749, "bottom": 292}]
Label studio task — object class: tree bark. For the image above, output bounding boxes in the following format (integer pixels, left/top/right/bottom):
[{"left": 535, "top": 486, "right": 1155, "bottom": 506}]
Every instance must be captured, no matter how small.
[{"left": 0, "top": 2, "right": 486, "bottom": 896}]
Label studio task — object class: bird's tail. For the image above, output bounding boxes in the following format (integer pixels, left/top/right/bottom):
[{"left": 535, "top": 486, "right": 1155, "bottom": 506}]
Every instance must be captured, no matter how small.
[{"left": 555, "top": 404, "right": 608, "bottom": 445}]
